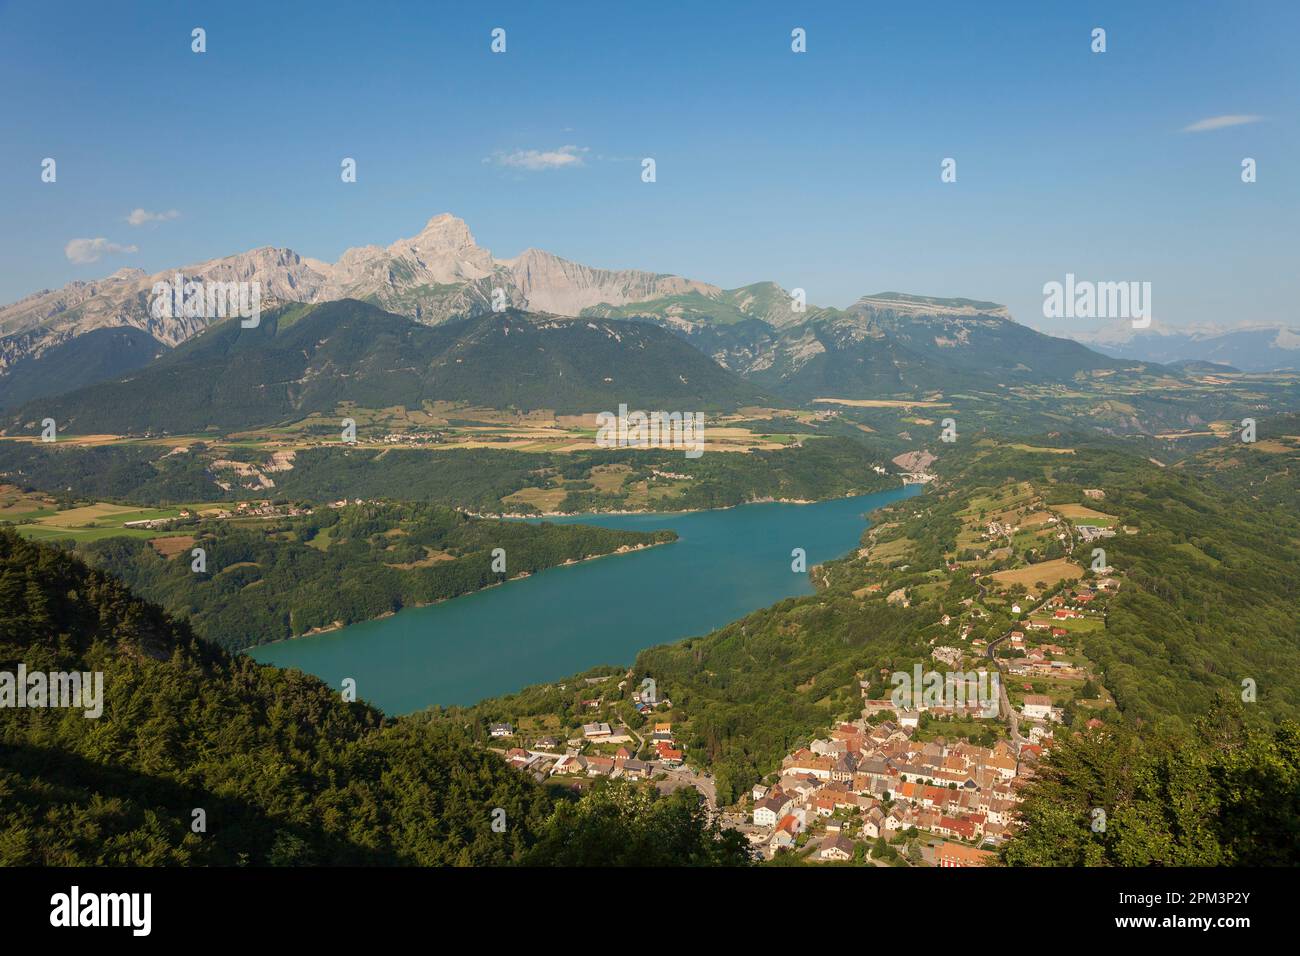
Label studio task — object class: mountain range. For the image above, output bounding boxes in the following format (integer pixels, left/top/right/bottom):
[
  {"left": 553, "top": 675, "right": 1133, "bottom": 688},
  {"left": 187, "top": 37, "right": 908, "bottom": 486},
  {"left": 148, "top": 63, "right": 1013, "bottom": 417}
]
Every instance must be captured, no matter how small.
[
  {"left": 0, "top": 214, "right": 716, "bottom": 369},
  {"left": 1, "top": 214, "right": 1147, "bottom": 418},
  {"left": 8, "top": 300, "right": 763, "bottom": 434},
  {"left": 1067, "top": 320, "right": 1300, "bottom": 372},
  {"left": 618, "top": 292, "right": 1132, "bottom": 401}
]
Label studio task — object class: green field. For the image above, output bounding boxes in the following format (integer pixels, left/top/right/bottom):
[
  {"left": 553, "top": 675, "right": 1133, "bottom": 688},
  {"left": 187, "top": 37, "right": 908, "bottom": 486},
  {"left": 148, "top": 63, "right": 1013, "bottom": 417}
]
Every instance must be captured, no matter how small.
[{"left": 2, "top": 502, "right": 191, "bottom": 543}]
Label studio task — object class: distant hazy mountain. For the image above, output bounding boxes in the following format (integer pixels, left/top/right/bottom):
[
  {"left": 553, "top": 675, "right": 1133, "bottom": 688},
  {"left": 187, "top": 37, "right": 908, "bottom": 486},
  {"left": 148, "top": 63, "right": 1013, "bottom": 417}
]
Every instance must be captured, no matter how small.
[
  {"left": 1069, "top": 321, "right": 1300, "bottom": 372},
  {"left": 7, "top": 300, "right": 764, "bottom": 435}
]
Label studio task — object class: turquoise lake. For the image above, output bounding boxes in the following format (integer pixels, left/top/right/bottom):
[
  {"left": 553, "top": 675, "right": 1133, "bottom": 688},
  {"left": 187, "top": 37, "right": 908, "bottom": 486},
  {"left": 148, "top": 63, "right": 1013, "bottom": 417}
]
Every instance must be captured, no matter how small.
[{"left": 250, "top": 484, "right": 922, "bottom": 714}]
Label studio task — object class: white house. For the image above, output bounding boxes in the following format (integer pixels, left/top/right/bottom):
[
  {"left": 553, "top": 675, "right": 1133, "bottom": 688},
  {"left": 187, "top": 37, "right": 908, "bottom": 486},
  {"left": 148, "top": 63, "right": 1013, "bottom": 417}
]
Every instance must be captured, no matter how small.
[
  {"left": 752, "top": 794, "right": 789, "bottom": 827},
  {"left": 1021, "top": 695, "right": 1053, "bottom": 720},
  {"left": 818, "top": 832, "right": 855, "bottom": 862}
]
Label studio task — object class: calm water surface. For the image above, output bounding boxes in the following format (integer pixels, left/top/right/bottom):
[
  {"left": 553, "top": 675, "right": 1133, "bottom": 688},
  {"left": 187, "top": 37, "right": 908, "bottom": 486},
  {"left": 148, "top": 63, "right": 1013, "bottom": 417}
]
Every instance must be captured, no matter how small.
[{"left": 250, "top": 485, "right": 921, "bottom": 714}]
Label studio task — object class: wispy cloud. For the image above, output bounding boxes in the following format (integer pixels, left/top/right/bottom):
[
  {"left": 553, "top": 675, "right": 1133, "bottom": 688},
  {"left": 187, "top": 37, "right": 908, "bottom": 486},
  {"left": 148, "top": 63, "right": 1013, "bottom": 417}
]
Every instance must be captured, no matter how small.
[
  {"left": 488, "top": 145, "right": 588, "bottom": 170},
  {"left": 125, "top": 207, "right": 180, "bottom": 226},
  {"left": 64, "top": 238, "right": 138, "bottom": 264},
  {"left": 1181, "top": 114, "right": 1264, "bottom": 133}
]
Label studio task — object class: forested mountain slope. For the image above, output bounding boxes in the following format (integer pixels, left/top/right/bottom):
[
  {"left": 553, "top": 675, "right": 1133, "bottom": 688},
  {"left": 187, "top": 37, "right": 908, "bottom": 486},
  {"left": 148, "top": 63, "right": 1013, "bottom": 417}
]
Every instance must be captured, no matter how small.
[
  {"left": 0, "top": 530, "right": 747, "bottom": 865},
  {"left": 8, "top": 300, "right": 763, "bottom": 435}
]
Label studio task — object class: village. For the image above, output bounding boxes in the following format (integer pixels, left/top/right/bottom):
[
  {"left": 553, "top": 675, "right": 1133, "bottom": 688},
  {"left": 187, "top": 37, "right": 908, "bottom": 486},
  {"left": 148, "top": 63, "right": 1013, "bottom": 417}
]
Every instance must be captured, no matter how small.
[
  {"left": 122, "top": 499, "right": 315, "bottom": 529},
  {"left": 727, "top": 485, "right": 1126, "bottom": 865},
  {"left": 484, "top": 482, "right": 1125, "bottom": 865}
]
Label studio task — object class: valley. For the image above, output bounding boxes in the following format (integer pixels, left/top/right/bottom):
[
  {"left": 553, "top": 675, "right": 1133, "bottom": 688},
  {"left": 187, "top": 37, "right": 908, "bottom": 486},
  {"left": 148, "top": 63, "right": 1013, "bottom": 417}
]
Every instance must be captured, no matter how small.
[
  {"left": 2, "top": 216, "right": 1298, "bottom": 873},
  {"left": 5, "top": 0, "right": 1300, "bottom": 903}
]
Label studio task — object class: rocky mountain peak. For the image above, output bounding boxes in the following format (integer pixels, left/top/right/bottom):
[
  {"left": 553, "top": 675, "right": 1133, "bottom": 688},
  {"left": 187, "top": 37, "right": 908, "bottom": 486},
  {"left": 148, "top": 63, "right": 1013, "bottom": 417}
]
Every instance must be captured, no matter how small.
[
  {"left": 407, "top": 213, "right": 480, "bottom": 251},
  {"left": 379, "top": 213, "right": 496, "bottom": 282}
]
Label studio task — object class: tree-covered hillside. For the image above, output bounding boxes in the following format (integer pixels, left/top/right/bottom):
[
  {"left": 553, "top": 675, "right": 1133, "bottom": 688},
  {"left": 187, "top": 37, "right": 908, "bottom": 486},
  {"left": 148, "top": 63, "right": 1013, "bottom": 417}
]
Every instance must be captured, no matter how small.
[
  {"left": 1002, "top": 699, "right": 1300, "bottom": 866},
  {"left": 0, "top": 434, "right": 897, "bottom": 514},
  {"left": 0, "top": 326, "right": 167, "bottom": 412},
  {"left": 0, "top": 530, "right": 748, "bottom": 866},
  {"left": 7, "top": 300, "right": 764, "bottom": 435}
]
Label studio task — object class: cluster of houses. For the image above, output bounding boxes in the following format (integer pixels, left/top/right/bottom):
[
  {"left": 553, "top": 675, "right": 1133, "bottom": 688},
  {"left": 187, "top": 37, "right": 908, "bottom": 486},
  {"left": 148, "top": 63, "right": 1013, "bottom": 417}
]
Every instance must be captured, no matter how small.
[
  {"left": 748, "top": 708, "right": 1029, "bottom": 864},
  {"left": 123, "top": 499, "right": 312, "bottom": 529},
  {"left": 380, "top": 431, "right": 446, "bottom": 445},
  {"left": 624, "top": 675, "right": 673, "bottom": 716},
  {"left": 648, "top": 722, "right": 685, "bottom": 765},
  {"left": 1001, "top": 630, "right": 1089, "bottom": 681},
  {"left": 982, "top": 520, "right": 1019, "bottom": 540},
  {"left": 544, "top": 746, "right": 654, "bottom": 780},
  {"left": 492, "top": 720, "right": 685, "bottom": 783},
  {"left": 230, "top": 500, "right": 312, "bottom": 519},
  {"left": 728, "top": 492, "right": 1128, "bottom": 864}
]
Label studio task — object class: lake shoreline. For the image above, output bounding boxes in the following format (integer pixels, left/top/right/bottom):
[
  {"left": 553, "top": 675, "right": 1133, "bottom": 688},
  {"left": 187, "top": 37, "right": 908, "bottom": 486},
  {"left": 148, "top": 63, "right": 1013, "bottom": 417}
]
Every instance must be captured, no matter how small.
[
  {"left": 252, "top": 484, "right": 924, "bottom": 714},
  {"left": 287, "top": 538, "right": 673, "bottom": 642},
  {"left": 467, "top": 482, "right": 905, "bottom": 520}
]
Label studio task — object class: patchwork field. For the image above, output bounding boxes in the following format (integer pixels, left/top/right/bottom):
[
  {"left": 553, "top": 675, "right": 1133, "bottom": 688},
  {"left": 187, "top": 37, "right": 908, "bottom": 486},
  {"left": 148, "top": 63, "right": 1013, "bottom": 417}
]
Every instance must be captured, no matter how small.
[
  {"left": 990, "top": 557, "right": 1083, "bottom": 593},
  {"left": 813, "top": 397, "right": 951, "bottom": 409},
  {"left": 0, "top": 496, "right": 197, "bottom": 543},
  {"left": 1005, "top": 443, "right": 1075, "bottom": 455},
  {"left": 12, "top": 401, "right": 816, "bottom": 461},
  {"left": 1055, "top": 503, "right": 1117, "bottom": 525},
  {"left": 0, "top": 485, "right": 58, "bottom": 519},
  {"left": 149, "top": 535, "right": 195, "bottom": 558}
]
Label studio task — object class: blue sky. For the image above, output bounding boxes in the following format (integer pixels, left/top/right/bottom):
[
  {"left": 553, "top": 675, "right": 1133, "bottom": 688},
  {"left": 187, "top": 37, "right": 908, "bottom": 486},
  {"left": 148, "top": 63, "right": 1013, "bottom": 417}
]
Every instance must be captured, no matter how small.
[{"left": 1, "top": 0, "right": 1296, "bottom": 332}]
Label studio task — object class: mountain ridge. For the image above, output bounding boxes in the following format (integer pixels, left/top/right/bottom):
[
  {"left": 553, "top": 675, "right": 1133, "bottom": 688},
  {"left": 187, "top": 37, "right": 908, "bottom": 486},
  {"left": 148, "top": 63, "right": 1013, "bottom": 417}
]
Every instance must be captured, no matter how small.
[
  {"left": 6, "top": 299, "right": 765, "bottom": 434},
  {"left": 1, "top": 214, "right": 1153, "bottom": 413},
  {"left": 0, "top": 214, "right": 725, "bottom": 372},
  {"left": 1067, "top": 320, "right": 1300, "bottom": 371}
]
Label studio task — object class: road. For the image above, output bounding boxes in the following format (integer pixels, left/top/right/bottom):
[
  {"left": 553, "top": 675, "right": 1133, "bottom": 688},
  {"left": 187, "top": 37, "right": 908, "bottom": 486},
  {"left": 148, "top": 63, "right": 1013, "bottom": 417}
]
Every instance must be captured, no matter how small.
[
  {"left": 654, "top": 764, "right": 718, "bottom": 811},
  {"left": 984, "top": 629, "right": 1023, "bottom": 744}
]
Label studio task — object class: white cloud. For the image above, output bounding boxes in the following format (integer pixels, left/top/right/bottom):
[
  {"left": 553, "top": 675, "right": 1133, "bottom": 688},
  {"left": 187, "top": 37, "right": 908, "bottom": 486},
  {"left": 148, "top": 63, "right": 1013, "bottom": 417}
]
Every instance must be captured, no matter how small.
[
  {"left": 64, "top": 238, "right": 139, "bottom": 264},
  {"left": 126, "top": 207, "right": 180, "bottom": 226},
  {"left": 1181, "top": 114, "right": 1264, "bottom": 133},
  {"left": 489, "top": 145, "right": 588, "bottom": 170}
]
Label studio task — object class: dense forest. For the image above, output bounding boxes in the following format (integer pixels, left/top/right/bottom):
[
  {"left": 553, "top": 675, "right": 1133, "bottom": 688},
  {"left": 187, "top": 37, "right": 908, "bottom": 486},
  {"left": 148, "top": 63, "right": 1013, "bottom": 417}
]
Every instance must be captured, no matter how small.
[
  {"left": 1002, "top": 698, "right": 1300, "bottom": 866},
  {"left": 0, "top": 530, "right": 748, "bottom": 866},
  {"left": 81, "top": 502, "right": 673, "bottom": 652},
  {"left": 9, "top": 301, "right": 765, "bottom": 434}
]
